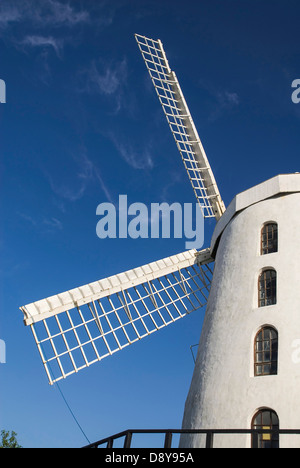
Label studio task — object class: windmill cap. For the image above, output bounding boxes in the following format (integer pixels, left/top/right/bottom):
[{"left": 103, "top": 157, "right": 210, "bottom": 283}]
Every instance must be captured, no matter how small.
[{"left": 210, "top": 173, "right": 300, "bottom": 255}]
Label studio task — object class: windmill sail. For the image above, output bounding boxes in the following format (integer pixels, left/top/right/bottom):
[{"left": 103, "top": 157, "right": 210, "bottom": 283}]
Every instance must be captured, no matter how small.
[
  {"left": 135, "top": 34, "right": 225, "bottom": 220},
  {"left": 20, "top": 248, "right": 213, "bottom": 385}
]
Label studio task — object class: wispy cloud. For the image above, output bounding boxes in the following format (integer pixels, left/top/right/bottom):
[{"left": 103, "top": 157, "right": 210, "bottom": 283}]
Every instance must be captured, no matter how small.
[
  {"left": 33, "top": 0, "right": 90, "bottom": 27},
  {"left": 197, "top": 80, "right": 240, "bottom": 121},
  {"left": 0, "top": 1, "right": 117, "bottom": 85},
  {"left": 0, "top": 5, "right": 21, "bottom": 28},
  {"left": 0, "top": 0, "right": 91, "bottom": 80},
  {"left": 75, "top": 55, "right": 153, "bottom": 170},
  {"left": 0, "top": 0, "right": 91, "bottom": 70},
  {"left": 17, "top": 212, "right": 38, "bottom": 227},
  {"left": 21, "top": 35, "right": 64, "bottom": 57},
  {"left": 160, "top": 171, "right": 182, "bottom": 202},
  {"left": 109, "top": 133, "right": 154, "bottom": 170},
  {"left": 0, "top": 0, "right": 90, "bottom": 30},
  {"left": 78, "top": 58, "right": 128, "bottom": 114},
  {"left": 47, "top": 147, "right": 114, "bottom": 204},
  {"left": 18, "top": 212, "right": 63, "bottom": 232},
  {"left": 48, "top": 152, "right": 92, "bottom": 202},
  {"left": 88, "top": 59, "right": 127, "bottom": 95},
  {"left": 208, "top": 89, "right": 240, "bottom": 121},
  {"left": 43, "top": 217, "right": 63, "bottom": 230},
  {"left": 94, "top": 168, "right": 115, "bottom": 204}
]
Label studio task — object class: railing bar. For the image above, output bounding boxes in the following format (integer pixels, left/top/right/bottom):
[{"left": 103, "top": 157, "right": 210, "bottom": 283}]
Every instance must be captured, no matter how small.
[
  {"left": 106, "top": 438, "right": 113, "bottom": 448},
  {"left": 205, "top": 431, "right": 214, "bottom": 449},
  {"left": 164, "top": 432, "right": 173, "bottom": 449},
  {"left": 124, "top": 431, "right": 132, "bottom": 448},
  {"left": 82, "top": 428, "right": 300, "bottom": 448}
]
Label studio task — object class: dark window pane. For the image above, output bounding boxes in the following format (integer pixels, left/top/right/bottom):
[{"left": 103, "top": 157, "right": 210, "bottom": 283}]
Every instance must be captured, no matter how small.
[
  {"left": 261, "top": 223, "right": 278, "bottom": 255},
  {"left": 258, "top": 270, "right": 276, "bottom": 307},
  {"left": 254, "top": 327, "right": 278, "bottom": 376}
]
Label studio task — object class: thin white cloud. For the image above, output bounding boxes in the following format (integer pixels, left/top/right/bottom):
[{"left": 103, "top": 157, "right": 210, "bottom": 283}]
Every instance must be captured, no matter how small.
[
  {"left": 34, "top": 0, "right": 90, "bottom": 27},
  {"left": 222, "top": 91, "right": 239, "bottom": 106},
  {"left": 94, "top": 168, "right": 115, "bottom": 204},
  {"left": 17, "top": 212, "right": 38, "bottom": 227},
  {"left": 0, "top": 5, "right": 21, "bottom": 28},
  {"left": 18, "top": 212, "right": 63, "bottom": 232},
  {"left": 21, "top": 35, "right": 64, "bottom": 57},
  {"left": 0, "top": 0, "right": 90, "bottom": 29},
  {"left": 47, "top": 148, "right": 114, "bottom": 203},
  {"left": 43, "top": 217, "right": 63, "bottom": 230},
  {"left": 77, "top": 58, "right": 129, "bottom": 114},
  {"left": 160, "top": 171, "right": 182, "bottom": 202},
  {"left": 49, "top": 176, "right": 86, "bottom": 202},
  {"left": 197, "top": 79, "right": 240, "bottom": 121},
  {"left": 87, "top": 60, "right": 127, "bottom": 96},
  {"left": 110, "top": 133, "right": 154, "bottom": 170},
  {"left": 48, "top": 152, "right": 92, "bottom": 202},
  {"left": 81, "top": 58, "right": 128, "bottom": 101},
  {"left": 208, "top": 89, "right": 239, "bottom": 121}
]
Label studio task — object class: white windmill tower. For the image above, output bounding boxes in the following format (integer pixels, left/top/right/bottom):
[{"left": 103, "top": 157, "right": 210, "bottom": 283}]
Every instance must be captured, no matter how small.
[{"left": 20, "top": 35, "right": 300, "bottom": 449}]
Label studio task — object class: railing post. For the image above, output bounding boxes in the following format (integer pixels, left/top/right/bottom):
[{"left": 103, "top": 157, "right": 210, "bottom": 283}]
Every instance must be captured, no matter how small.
[
  {"left": 124, "top": 431, "right": 132, "bottom": 448},
  {"left": 252, "top": 430, "right": 259, "bottom": 449},
  {"left": 205, "top": 431, "right": 214, "bottom": 448},
  {"left": 106, "top": 438, "right": 113, "bottom": 448},
  {"left": 164, "top": 432, "right": 173, "bottom": 448}
]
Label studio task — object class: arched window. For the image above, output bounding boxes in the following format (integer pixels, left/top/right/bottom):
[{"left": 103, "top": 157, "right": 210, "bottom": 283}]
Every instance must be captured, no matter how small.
[
  {"left": 252, "top": 408, "right": 279, "bottom": 448},
  {"left": 261, "top": 223, "right": 278, "bottom": 255},
  {"left": 258, "top": 269, "right": 276, "bottom": 307},
  {"left": 254, "top": 326, "right": 278, "bottom": 376}
]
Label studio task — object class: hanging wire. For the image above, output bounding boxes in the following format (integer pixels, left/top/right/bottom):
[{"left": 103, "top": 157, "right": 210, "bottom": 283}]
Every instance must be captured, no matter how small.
[
  {"left": 54, "top": 380, "right": 91, "bottom": 445},
  {"left": 39, "top": 340, "right": 91, "bottom": 445}
]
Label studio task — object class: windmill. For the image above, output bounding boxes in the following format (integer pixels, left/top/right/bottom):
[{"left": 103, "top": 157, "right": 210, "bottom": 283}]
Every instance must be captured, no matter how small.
[{"left": 20, "top": 35, "right": 300, "bottom": 449}]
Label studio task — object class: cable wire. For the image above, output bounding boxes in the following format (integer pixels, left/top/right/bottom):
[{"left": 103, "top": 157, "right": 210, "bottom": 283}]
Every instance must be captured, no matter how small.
[
  {"left": 39, "top": 339, "right": 91, "bottom": 445},
  {"left": 54, "top": 380, "right": 91, "bottom": 445}
]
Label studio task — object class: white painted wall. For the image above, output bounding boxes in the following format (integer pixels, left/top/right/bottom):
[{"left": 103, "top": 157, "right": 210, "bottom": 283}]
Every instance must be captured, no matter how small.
[{"left": 180, "top": 178, "right": 300, "bottom": 448}]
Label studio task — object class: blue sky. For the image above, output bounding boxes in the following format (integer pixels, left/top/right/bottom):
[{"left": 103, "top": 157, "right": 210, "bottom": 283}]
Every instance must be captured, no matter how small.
[{"left": 0, "top": 0, "right": 300, "bottom": 448}]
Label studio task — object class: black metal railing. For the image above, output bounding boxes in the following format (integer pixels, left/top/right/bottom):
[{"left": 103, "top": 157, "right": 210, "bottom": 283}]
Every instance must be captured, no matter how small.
[{"left": 82, "top": 428, "right": 300, "bottom": 448}]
